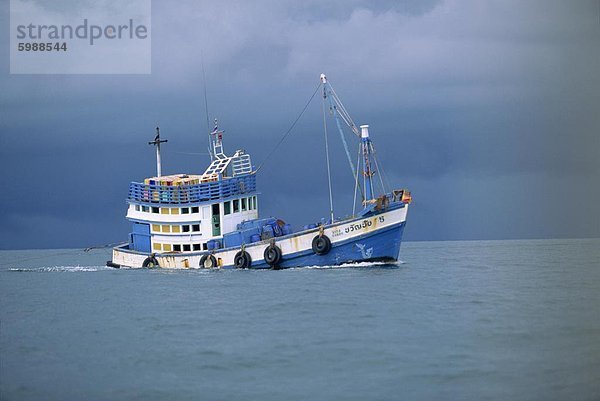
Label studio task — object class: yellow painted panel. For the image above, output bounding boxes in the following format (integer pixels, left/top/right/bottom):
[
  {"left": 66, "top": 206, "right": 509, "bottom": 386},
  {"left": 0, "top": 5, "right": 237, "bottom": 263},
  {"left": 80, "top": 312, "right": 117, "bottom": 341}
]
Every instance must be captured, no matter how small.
[
  {"left": 153, "top": 243, "right": 161, "bottom": 251},
  {"left": 163, "top": 244, "right": 172, "bottom": 252},
  {"left": 171, "top": 225, "right": 181, "bottom": 233},
  {"left": 170, "top": 208, "right": 180, "bottom": 215},
  {"left": 152, "top": 224, "right": 160, "bottom": 232},
  {"left": 160, "top": 208, "right": 169, "bottom": 214},
  {"left": 161, "top": 225, "right": 170, "bottom": 233}
]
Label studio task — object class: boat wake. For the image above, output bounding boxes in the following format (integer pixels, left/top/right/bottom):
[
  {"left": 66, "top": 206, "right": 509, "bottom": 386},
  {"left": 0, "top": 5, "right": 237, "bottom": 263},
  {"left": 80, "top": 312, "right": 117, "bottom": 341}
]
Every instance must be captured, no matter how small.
[
  {"left": 298, "top": 260, "right": 405, "bottom": 270},
  {"left": 9, "top": 265, "right": 110, "bottom": 273}
]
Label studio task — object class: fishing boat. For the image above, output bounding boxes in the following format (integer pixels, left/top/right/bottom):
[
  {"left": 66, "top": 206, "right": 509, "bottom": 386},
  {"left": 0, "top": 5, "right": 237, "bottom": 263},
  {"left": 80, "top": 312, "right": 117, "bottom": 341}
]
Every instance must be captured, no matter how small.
[{"left": 108, "top": 74, "right": 411, "bottom": 269}]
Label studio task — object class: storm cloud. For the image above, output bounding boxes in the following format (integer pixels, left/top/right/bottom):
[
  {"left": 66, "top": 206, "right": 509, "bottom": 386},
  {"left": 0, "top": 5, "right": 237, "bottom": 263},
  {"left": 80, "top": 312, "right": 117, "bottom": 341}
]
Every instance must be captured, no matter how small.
[{"left": 0, "top": 0, "right": 598, "bottom": 249}]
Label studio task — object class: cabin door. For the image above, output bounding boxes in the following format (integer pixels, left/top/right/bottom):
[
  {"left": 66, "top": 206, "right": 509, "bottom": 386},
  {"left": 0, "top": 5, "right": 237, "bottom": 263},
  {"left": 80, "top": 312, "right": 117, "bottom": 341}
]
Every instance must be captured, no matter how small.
[
  {"left": 211, "top": 203, "right": 221, "bottom": 236},
  {"left": 131, "top": 222, "right": 151, "bottom": 253}
]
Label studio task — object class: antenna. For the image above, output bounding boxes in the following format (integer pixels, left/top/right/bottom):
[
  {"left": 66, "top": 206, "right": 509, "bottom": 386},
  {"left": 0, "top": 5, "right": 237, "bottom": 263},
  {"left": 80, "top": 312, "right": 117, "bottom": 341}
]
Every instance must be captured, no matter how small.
[
  {"left": 200, "top": 49, "right": 213, "bottom": 161},
  {"left": 148, "top": 126, "right": 168, "bottom": 177}
]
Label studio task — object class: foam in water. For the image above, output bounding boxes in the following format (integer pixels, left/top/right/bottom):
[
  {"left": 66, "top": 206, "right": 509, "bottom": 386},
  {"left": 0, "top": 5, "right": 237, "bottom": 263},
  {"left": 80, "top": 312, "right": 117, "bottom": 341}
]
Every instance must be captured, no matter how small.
[{"left": 9, "top": 265, "right": 109, "bottom": 272}]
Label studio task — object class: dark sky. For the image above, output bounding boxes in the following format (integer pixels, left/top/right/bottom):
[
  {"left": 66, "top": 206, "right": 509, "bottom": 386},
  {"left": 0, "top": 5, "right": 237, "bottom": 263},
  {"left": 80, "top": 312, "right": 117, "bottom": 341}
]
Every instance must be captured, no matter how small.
[{"left": 1, "top": 0, "right": 599, "bottom": 249}]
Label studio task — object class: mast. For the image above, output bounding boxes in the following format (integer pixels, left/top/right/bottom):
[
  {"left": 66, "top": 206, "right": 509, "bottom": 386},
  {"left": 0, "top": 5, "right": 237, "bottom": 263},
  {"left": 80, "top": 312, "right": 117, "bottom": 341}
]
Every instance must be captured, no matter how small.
[
  {"left": 319, "top": 73, "right": 380, "bottom": 211},
  {"left": 148, "top": 127, "right": 168, "bottom": 177},
  {"left": 209, "top": 119, "right": 226, "bottom": 159},
  {"left": 360, "top": 125, "right": 375, "bottom": 204},
  {"left": 321, "top": 75, "right": 335, "bottom": 223}
]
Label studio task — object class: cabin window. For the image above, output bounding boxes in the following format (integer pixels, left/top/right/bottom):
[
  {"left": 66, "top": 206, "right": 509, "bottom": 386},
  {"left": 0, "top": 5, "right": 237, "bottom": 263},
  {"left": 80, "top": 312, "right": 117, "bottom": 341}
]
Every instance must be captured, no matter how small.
[
  {"left": 253, "top": 196, "right": 257, "bottom": 210},
  {"left": 233, "top": 199, "right": 239, "bottom": 213},
  {"left": 173, "top": 244, "right": 181, "bottom": 252},
  {"left": 142, "top": 205, "right": 150, "bottom": 212},
  {"left": 161, "top": 225, "right": 170, "bottom": 233},
  {"left": 163, "top": 244, "right": 172, "bottom": 252},
  {"left": 152, "top": 207, "right": 159, "bottom": 213},
  {"left": 224, "top": 201, "right": 231, "bottom": 215},
  {"left": 192, "top": 224, "right": 200, "bottom": 232},
  {"left": 193, "top": 243, "right": 201, "bottom": 251},
  {"left": 172, "top": 225, "right": 181, "bottom": 233},
  {"left": 182, "top": 225, "right": 190, "bottom": 233},
  {"left": 203, "top": 243, "right": 208, "bottom": 250},
  {"left": 135, "top": 204, "right": 140, "bottom": 211},
  {"left": 152, "top": 224, "right": 160, "bottom": 232},
  {"left": 181, "top": 207, "right": 189, "bottom": 214},
  {"left": 170, "top": 208, "right": 179, "bottom": 215},
  {"left": 248, "top": 197, "right": 253, "bottom": 210},
  {"left": 160, "top": 208, "right": 169, "bottom": 214},
  {"left": 153, "top": 243, "right": 161, "bottom": 251},
  {"left": 183, "top": 244, "right": 191, "bottom": 252},
  {"left": 191, "top": 206, "right": 199, "bottom": 214},
  {"left": 241, "top": 198, "right": 247, "bottom": 211}
]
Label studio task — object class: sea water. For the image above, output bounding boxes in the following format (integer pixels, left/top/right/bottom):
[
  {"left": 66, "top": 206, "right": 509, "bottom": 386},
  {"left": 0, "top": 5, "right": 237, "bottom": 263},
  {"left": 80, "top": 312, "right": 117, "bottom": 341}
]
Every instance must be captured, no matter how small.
[{"left": 1, "top": 239, "right": 599, "bottom": 400}]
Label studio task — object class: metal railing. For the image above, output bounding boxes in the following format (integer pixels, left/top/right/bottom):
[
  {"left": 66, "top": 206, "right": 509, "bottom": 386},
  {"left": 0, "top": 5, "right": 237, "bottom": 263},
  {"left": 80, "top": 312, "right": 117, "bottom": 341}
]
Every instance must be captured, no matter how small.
[{"left": 128, "top": 173, "right": 256, "bottom": 204}]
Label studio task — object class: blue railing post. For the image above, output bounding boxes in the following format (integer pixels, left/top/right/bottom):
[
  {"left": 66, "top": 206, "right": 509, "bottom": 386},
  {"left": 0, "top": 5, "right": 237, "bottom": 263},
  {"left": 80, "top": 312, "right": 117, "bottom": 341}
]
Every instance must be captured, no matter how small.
[{"left": 127, "top": 174, "right": 257, "bottom": 205}]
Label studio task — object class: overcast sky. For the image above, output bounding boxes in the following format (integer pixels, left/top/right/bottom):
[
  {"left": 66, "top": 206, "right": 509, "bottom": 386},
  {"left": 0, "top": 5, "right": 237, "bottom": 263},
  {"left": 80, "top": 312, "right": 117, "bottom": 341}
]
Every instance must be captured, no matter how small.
[{"left": 1, "top": 0, "right": 599, "bottom": 249}]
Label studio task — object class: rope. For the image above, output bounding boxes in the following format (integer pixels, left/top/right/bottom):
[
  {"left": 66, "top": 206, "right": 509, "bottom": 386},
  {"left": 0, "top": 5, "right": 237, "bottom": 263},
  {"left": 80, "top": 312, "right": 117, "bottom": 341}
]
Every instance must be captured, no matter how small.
[
  {"left": 0, "top": 242, "right": 126, "bottom": 268},
  {"left": 255, "top": 82, "right": 322, "bottom": 173},
  {"left": 0, "top": 251, "right": 81, "bottom": 267},
  {"left": 84, "top": 241, "right": 128, "bottom": 252}
]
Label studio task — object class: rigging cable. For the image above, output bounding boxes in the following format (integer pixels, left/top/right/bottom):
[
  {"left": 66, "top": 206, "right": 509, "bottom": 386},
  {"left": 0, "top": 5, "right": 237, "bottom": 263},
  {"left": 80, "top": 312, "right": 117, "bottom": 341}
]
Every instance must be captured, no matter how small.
[
  {"left": 371, "top": 142, "right": 392, "bottom": 194},
  {"left": 370, "top": 143, "right": 388, "bottom": 195},
  {"left": 329, "top": 84, "right": 359, "bottom": 136},
  {"left": 200, "top": 48, "right": 213, "bottom": 161},
  {"left": 330, "top": 102, "right": 358, "bottom": 186},
  {"left": 325, "top": 84, "right": 365, "bottom": 202},
  {"left": 255, "top": 82, "right": 322, "bottom": 173},
  {"left": 167, "top": 151, "right": 211, "bottom": 156}
]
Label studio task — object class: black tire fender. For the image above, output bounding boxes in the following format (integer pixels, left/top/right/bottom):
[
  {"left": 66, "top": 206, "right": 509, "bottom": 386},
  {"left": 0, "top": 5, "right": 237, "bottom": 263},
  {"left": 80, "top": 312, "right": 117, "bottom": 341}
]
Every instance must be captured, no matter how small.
[
  {"left": 264, "top": 244, "right": 282, "bottom": 266},
  {"left": 312, "top": 235, "right": 332, "bottom": 255},
  {"left": 142, "top": 256, "right": 159, "bottom": 268},
  {"left": 199, "top": 254, "right": 218, "bottom": 268},
  {"left": 234, "top": 250, "right": 252, "bottom": 269}
]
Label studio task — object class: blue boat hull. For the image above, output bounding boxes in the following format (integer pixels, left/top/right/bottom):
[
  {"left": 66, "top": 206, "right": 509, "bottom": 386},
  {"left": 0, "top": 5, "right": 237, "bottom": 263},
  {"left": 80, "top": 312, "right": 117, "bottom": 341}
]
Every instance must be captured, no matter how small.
[{"left": 223, "top": 221, "right": 406, "bottom": 269}]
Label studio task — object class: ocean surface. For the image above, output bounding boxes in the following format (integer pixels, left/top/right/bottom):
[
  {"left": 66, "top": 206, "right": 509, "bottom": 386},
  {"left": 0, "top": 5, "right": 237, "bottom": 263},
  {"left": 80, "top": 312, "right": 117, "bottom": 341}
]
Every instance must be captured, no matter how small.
[{"left": 1, "top": 239, "right": 599, "bottom": 401}]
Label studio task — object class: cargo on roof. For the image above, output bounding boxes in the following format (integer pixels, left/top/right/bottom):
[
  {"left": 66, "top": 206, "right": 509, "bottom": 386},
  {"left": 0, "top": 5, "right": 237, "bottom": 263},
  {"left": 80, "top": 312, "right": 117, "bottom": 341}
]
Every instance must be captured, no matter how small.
[{"left": 143, "top": 174, "right": 203, "bottom": 186}]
